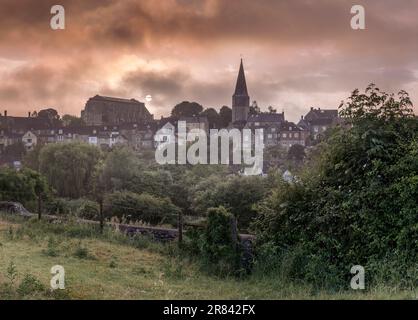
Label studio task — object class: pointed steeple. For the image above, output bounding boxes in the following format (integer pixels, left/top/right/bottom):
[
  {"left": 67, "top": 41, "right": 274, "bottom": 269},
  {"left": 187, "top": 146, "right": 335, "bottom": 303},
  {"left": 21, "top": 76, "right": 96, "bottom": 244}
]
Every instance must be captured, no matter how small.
[
  {"left": 232, "top": 59, "right": 250, "bottom": 124},
  {"left": 234, "top": 59, "right": 248, "bottom": 96}
]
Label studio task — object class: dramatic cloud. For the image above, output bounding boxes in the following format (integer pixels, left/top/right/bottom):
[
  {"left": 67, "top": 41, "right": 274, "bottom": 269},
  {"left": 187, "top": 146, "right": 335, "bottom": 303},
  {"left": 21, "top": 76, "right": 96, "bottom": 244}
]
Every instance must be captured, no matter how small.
[{"left": 0, "top": 0, "right": 417, "bottom": 121}]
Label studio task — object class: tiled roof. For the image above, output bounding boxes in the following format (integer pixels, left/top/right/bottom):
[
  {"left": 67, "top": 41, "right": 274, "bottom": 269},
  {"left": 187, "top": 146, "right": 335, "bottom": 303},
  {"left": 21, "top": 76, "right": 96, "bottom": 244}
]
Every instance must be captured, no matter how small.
[
  {"left": 304, "top": 108, "right": 338, "bottom": 121},
  {"left": 247, "top": 113, "right": 285, "bottom": 123},
  {"left": 89, "top": 95, "right": 143, "bottom": 104}
]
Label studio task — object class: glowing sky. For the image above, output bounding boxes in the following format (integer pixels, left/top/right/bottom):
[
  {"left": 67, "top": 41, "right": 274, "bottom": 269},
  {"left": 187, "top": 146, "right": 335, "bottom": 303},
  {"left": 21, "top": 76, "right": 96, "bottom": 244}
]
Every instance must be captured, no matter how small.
[{"left": 0, "top": 0, "right": 417, "bottom": 122}]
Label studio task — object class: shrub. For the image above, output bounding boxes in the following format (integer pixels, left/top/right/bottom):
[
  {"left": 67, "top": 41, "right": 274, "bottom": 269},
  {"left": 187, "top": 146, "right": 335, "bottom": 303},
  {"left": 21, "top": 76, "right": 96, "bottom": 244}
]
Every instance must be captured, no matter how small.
[
  {"left": 104, "top": 191, "right": 180, "bottom": 226},
  {"left": 253, "top": 85, "right": 418, "bottom": 289},
  {"left": 201, "top": 206, "right": 242, "bottom": 276},
  {"left": 17, "top": 274, "right": 45, "bottom": 297}
]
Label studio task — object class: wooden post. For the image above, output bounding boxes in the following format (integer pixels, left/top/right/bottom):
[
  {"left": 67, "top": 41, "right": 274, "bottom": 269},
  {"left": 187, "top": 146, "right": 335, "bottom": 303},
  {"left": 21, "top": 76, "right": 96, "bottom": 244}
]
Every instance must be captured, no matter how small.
[
  {"left": 37, "top": 193, "right": 42, "bottom": 220},
  {"left": 230, "top": 216, "right": 238, "bottom": 248},
  {"left": 99, "top": 199, "right": 104, "bottom": 234},
  {"left": 178, "top": 211, "right": 183, "bottom": 246}
]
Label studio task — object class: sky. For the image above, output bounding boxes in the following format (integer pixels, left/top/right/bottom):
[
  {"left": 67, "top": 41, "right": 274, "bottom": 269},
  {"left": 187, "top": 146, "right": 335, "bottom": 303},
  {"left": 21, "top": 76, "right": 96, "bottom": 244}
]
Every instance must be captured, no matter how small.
[{"left": 0, "top": 0, "right": 417, "bottom": 122}]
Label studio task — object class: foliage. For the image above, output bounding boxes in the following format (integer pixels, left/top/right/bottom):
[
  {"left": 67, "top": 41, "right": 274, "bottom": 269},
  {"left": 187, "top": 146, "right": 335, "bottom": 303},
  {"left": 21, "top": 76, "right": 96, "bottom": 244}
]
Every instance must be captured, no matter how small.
[
  {"left": 0, "top": 167, "right": 49, "bottom": 206},
  {"left": 219, "top": 106, "right": 232, "bottom": 128},
  {"left": 191, "top": 175, "right": 268, "bottom": 230},
  {"left": 201, "top": 206, "right": 242, "bottom": 276},
  {"left": 171, "top": 101, "right": 203, "bottom": 118},
  {"left": 200, "top": 108, "right": 220, "bottom": 129},
  {"left": 62, "top": 114, "right": 86, "bottom": 127},
  {"left": 253, "top": 84, "right": 418, "bottom": 288},
  {"left": 39, "top": 142, "right": 101, "bottom": 198},
  {"left": 103, "top": 191, "right": 180, "bottom": 225}
]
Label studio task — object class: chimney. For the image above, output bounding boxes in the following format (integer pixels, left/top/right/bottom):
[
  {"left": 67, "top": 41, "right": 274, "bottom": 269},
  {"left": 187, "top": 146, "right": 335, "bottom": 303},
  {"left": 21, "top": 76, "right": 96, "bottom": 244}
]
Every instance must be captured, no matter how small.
[
  {"left": 28, "top": 111, "right": 31, "bottom": 118},
  {"left": 4, "top": 110, "right": 7, "bottom": 117},
  {"left": 310, "top": 107, "right": 313, "bottom": 111},
  {"left": 301, "top": 115, "right": 304, "bottom": 120}
]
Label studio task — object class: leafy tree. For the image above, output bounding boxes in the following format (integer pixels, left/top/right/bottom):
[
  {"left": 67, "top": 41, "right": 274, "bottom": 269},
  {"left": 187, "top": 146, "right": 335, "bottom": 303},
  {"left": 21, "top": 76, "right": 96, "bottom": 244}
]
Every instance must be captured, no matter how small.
[
  {"left": 62, "top": 115, "right": 86, "bottom": 127},
  {"left": 201, "top": 206, "right": 242, "bottom": 276},
  {"left": 22, "top": 144, "right": 43, "bottom": 171},
  {"left": 100, "top": 146, "right": 141, "bottom": 191},
  {"left": 191, "top": 175, "right": 268, "bottom": 231},
  {"left": 287, "top": 144, "right": 306, "bottom": 162},
  {"left": 253, "top": 84, "right": 418, "bottom": 288},
  {"left": 171, "top": 101, "right": 203, "bottom": 118},
  {"left": 200, "top": 108, "right": 220, "bottom": 129},
  {"left": 37, "top": 108, "right": 61, "bottom": 126},
  {"left": 268, "top": 106, "right": 277, "bottom": 113},
  {"left": 39, "top": 142, "right": 101, "bottom": 198},
  {"left": 0, "top": 167, "right": 49, "bottom": 209},
  {"left": 219, "top": 106, "right": 232, "bottom": 128},
  {"left": 249, "top": 101, "right": 261, "bottom": 115}
]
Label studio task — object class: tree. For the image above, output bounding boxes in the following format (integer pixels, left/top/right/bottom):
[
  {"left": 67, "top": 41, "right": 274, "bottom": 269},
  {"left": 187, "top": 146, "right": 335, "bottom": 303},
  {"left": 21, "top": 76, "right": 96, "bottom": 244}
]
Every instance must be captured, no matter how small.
[
  {"left": 287, "top": 144, "right": 306, "bottom": 162},
  {"left": 100, "top": 146, "right": 141, "bottom": 191},
  {"left": 39, "top": 142, "right": 101, "bottom": 198},
  {"left": 268, "top": 106, "right": 277, "bottom": 113},
  {"left": 201, "top": 206, "right": 242, "bottom": 275},
  {"left": 219, "top": 106, "right": 232, "bottom": 128},
  {"left": 254, "top": 84, "right": 418, "bottom": 288},
  {"left": 171, "top": 101, "right": 203, "bottom": 118},
  {"left": 37, "top": 108, "right": 61, "bottom": 126},
  {"left": 62, "top": 115, "right": 86, "bottom": 127},
  {"left": 249, "top": 101, "right": 261, "bottom": 115},
  {"left": 0, "top": 167, "right": 49, "bottom": 213},
  {"left": 200, "top": 108, "right": 220, "bottom": 129},
  {"left": 191, "top": 175, "right": 268, "bottom": 231},
  {"left": 22, "top": 144, "right": 43, "bottom": 171}
]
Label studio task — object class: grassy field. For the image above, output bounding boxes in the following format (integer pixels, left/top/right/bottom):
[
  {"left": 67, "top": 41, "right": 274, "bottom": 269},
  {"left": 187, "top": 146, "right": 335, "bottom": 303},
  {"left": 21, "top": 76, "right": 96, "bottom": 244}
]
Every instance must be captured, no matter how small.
[{"left": 0, "top": 214, "right": 416, "bottom": 300}]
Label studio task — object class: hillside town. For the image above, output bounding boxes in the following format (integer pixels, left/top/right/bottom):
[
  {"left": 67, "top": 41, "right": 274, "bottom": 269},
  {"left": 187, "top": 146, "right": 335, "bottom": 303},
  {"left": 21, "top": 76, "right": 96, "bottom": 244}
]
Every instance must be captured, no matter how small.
[{"left": 0, "top": 60, "right": 341, "bottom": 169}]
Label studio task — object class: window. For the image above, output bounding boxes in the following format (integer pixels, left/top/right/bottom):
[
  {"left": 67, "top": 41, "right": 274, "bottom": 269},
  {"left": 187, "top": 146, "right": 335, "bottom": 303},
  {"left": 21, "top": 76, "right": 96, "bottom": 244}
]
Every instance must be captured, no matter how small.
[
  {"left": 27, "top": 139, "right": 32, "bottom": 143},
  {"left": 282, "top": 133, "right": 287, "bottom": 138},
  {"left": 267, "top": 134, "right": 272, "bottom": 139},
  {"left": 294, "top": 133, "right": 299, "bottom": 138},
  {"left": 255, "top": 122, "right": 260, "bottom": 126},
  {"left": 271, "top": 128, "right": 276, "bottom": 132}
]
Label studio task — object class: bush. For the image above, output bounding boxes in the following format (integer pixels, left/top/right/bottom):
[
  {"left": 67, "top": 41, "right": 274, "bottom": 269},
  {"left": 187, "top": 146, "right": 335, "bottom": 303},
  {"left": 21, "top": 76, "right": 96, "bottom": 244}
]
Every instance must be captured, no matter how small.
[
  {"left": 44, "top": 198, "right": 99, "bottom": 220},
  {"left": 17, "top": 274, "right": 45, "bottom": 297},
  {"left": 253, "top": 85, "right": 418, "bottom": 289},
  {"left": 103, "top": 191, "right": 180, "bottom": 226},
  {"left": 201, "top": 206, "right": 242, "bottom": 276}
]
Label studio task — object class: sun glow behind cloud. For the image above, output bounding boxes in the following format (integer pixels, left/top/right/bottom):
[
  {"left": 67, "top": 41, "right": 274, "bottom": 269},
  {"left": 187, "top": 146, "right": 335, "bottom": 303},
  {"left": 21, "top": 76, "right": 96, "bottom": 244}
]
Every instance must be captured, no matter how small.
[{"left": 0, "top": 0, "right": 416, "bottom": 121}]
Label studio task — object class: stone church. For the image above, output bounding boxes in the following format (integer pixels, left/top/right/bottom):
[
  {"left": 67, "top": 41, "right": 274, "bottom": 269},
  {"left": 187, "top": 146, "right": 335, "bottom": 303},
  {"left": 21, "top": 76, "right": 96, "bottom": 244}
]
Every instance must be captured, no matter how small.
[
  {"left": 232, "top": 59, "right": 251, "bottom": 127},
  {"left": 81, "top": 95, "right": 153, "bottom": 126}
]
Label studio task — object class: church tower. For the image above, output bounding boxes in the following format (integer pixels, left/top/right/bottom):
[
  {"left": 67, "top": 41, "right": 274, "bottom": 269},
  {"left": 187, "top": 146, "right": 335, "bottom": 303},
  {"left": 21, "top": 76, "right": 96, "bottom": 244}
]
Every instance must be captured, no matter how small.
[{"left": 232, "top": 59, "right": 250, "bottom": 124}]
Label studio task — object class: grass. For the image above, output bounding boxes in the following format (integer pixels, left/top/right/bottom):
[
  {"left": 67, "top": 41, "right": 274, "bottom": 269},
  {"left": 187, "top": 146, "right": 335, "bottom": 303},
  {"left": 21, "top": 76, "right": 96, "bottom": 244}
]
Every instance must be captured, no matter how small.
[{"left": 0, "top": 213, "right": 417, "bottom": 300}]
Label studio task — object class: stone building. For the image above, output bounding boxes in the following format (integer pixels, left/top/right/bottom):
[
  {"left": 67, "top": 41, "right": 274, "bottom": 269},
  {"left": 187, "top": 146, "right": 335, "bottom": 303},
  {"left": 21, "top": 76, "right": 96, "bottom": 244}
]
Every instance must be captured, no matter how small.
[
  {"left": 232, "top": 59, "right": 250, "bottom": 126},
  {"left": 81, "top": 95, "right": 153, "bottom": 126},
  {"left": 298, "top": 107, "right": 340, "bottom": 142}
]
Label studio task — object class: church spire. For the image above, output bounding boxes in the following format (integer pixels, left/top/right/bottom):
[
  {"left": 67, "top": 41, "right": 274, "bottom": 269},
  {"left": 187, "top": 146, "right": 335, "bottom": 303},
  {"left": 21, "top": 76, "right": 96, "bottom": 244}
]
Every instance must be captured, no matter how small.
[
  {"left": 232, "top": 59, "right": 250, "bottom": 124},
  {"left": 234, "top": 59, "right": 248, "bottom": 96}
]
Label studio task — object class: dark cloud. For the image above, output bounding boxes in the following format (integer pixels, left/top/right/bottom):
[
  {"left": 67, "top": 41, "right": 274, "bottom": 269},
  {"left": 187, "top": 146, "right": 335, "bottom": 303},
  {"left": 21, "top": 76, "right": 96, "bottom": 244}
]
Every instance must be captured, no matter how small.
[{"left": 0, "top": 0, "right": 416, "bottom": 121}]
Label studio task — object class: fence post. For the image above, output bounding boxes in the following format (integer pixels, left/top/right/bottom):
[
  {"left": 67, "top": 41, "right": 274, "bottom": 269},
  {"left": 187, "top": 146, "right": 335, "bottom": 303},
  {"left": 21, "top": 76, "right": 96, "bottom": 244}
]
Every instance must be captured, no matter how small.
[
  {"left": 178, "top": 211, "right": 183, "bottom": 246},
  {"left": 37, "top": 193, "right": 42, "bottom": 220},
  {"left": 99, "top": 199, "right": 104, "bottom": 234}
]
